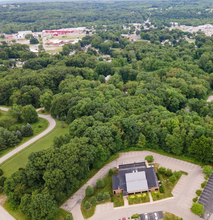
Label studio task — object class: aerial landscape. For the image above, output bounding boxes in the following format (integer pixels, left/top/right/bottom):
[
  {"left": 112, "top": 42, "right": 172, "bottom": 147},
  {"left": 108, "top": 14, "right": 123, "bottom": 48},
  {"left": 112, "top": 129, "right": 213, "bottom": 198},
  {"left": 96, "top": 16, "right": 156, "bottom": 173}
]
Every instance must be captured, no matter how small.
[{"left": 1, "top": 0, "right": 213, "bottom": 220}]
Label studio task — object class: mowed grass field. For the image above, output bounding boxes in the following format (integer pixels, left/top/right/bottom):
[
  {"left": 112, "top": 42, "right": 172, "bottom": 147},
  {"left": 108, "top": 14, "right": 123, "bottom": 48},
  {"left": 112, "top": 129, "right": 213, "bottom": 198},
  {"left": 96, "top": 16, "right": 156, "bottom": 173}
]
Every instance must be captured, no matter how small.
[{"left": 0, "top": 120, "right": 69, "bottom": 177}]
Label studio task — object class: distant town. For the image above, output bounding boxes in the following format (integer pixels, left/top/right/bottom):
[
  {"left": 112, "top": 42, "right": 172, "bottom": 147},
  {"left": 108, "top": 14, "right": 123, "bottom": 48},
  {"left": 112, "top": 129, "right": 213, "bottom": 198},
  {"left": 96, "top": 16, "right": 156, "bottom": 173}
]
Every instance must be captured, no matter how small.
[{"left": 1, "top": 21, "right": 213, "bottom": 59}]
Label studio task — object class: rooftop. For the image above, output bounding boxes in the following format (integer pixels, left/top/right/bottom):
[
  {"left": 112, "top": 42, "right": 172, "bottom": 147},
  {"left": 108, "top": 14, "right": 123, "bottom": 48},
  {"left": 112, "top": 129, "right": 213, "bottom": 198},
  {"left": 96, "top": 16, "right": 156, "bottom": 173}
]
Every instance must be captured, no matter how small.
[{"left": 125, "top": 171, "right": 148, "bottom": 193}]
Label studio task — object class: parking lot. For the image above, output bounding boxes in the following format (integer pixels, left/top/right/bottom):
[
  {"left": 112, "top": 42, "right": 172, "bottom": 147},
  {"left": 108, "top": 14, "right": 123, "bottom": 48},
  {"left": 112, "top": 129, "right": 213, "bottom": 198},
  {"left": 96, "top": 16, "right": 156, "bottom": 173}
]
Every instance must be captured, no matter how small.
[
  {"left": 199, "top": 174, "right": 213, "bottom": 220},
  {"left": 140, "top": 211, "right": 164, "bottom": 220}
]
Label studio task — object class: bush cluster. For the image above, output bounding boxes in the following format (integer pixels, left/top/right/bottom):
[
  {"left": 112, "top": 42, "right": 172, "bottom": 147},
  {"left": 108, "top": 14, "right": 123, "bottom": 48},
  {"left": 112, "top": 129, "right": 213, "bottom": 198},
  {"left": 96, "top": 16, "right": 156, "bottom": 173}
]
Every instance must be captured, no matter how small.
[{"left": 145, "top": 155, "right": 154, "bottom": 162}]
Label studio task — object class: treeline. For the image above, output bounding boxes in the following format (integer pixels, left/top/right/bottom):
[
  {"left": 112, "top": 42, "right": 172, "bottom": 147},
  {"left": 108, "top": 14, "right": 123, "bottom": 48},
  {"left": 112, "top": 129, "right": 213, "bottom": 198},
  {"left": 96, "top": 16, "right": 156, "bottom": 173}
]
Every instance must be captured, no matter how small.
[
  {"left": 1, "top": 0, "right": 213, "bottom": 34},
  {"left": 0, "top": 1, "right": 149, "bottom": 34},
  {"left": 3, "top": 28, "right": 213, "bottom": 220}
]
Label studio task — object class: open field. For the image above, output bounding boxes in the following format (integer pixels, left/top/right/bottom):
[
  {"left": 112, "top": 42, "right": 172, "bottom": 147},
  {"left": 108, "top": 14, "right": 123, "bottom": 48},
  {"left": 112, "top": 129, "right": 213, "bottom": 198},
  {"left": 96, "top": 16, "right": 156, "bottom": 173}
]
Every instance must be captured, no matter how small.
[
  {"left": 46, "top": 46, "right": 63, "bottom": 53},
  {"left": 47, "top": 34, "right": 85, "bottom": 41},
  {"left": 0, "top": 120, "right": 69, "bottom": 177}
]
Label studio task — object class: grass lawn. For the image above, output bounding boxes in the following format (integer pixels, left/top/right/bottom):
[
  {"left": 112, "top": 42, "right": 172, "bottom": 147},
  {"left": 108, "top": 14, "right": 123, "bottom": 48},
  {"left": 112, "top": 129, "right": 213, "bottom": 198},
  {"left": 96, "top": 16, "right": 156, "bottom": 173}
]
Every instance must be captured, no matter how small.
[
  {"left": 81, "top": 174, "right": 113, "bottom": 219},
  {"left": 0, "top": 112, "right": 49, "bottom": 158},
  {"left": 128, "top": 193, "right": 150, "bottom": 205},
  {"left": 113, "top": 194, "right": 124, "bottom": 207},
  {"left": 163, "top": 211, "right": 182, "bottom": 220},
  {"left": 153, "top": 165, "right": 188, "bottom": 201},
  {"left": 46, "top": 47, "right": 62, "bottom": 53},
  {"left": 37, "top": 109, "right": 50, "bottom": 115},
  {"left": 4, "top": 202, "right": 72, "bottom": 220},
  {"left": 0, "top": 120, "right": 69, "bottom": 177}
]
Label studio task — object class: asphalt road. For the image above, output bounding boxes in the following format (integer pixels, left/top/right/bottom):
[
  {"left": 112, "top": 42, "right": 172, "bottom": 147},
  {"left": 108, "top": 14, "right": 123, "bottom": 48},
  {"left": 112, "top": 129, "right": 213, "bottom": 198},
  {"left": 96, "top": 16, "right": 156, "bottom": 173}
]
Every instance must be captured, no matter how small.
[
  {"left": 0, "top": 107, "right": 56, "bottom": 220},
  {"left": 61, "top": 151, "right": 204, "bottom": 220},
  {"left": 0, "top": 206, "right": 15, "bottom": 220},
  {"left": 207, "top": 96, "right": 213, "bottom": 102}
]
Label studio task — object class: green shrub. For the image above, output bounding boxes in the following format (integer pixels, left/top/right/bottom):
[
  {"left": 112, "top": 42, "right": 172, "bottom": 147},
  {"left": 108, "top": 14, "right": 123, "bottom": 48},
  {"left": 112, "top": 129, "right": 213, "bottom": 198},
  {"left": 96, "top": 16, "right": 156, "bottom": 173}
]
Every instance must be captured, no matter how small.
[
  {"left": 22, "top": 124, "right": 33, "bottom": 137},
  {"left": 0, "top": 186, "right": 3, "bottom": 193},
  {"left": 38, "top": 124, "right": 42, "bottom": 128},
  {"left": 120, "top": 193, "right": 123, "bottom": 202},
  {"left": 174, "top": 171, "right": 181, "bottom": 179},
  {"left": 96, "top": 179, "right": 105, "bottom": 188},
  {"left": 203, "top": 166, "right": 213, "bottom": 178},
  {"left": 129, "top": 198, "right": 133, "bottom": 204},
  {"left": 0, "top": 169, "right": 3, "bottom": 176},
  {"left": 97, "top": 193, "right": 103, "bottom": 202},
  {"left": 193, "top": 197, "right": 198, "bottom": 202},
  {"left": 131, "top": 214, "right": 140, "bottom": 219},
  {"left": 103, "top": 192, "right": 110, "bottom": 200},
  {"left": 196, "top": 190, "right": 202, "bottom": 196},
  {"left": 109, "top": 169, "right": 114, "bottom": 175},
  {"left": 85, "top": 185, "right": 94, "bottom": 197},
  {"left": 165, "top": 169, "right": 173, "bottom": 177},
  {"left": 90, "top": 196, "right": 96, "bottom": 204},
  {"left": 158, "top": 167, "right": 166, "bottom": 174},
  {"left": 152, "top": 194, "right": 157, "bottom": 200},
  {"left": 159, "top": 194, "right": 164, "bottom": 199},
  {"left": 84, "top": 201, "right": 90, "bottom": 210},
  {"left": 168, "top": 181, "right": 173, "bottom": 187},
  {"left": 145, "top": 155, "right": 154, "bottom": 162},
  {"left": 66, "top": 214, "right": 73, "bottom": 220},
  {"left": 137, "top": 197, "right": 141, "bottom": 203},
  {"left": 0, "top": 176, "right": 7, "bottom": 187},
  {"left": 191, "top": 203, "right": 204, "bottom": 216},
  {"left": 201, "top": 181, "right": 207, "bottom": 188},
  {"left": 160, "top": 185, "right": 165, "bottom": 193},
  {"left": 169, "top": 175, "right": 177, "bottom": 182}
]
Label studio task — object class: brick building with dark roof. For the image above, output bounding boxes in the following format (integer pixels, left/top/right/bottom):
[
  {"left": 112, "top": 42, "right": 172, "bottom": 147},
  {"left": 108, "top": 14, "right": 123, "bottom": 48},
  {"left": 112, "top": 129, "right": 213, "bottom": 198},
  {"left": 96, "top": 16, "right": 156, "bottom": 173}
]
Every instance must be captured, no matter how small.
[{"left": 112, "top": 161, "right": 159, "bottom": 196}]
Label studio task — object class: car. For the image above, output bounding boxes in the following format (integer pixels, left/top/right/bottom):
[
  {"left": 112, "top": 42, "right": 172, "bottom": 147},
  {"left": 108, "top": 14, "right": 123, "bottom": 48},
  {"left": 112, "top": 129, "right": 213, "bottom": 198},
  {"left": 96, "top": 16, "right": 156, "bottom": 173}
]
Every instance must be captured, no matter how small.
[
  {"left": 144, "top": 213, "right": 148, "bottom": 219},
  {"left": 154, "top": 213, "right": 158, "bottom": 219},
  {"left": 122, "top": 218, "right": 126, "bottom": 220}
]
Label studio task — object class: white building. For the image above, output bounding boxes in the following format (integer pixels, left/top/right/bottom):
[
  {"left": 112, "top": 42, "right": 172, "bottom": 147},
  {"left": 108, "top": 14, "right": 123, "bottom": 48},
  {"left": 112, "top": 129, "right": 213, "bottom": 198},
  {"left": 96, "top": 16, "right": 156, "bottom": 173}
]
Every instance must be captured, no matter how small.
[{"left": 18, "top": 31, "right": 32, "bottom": 39}]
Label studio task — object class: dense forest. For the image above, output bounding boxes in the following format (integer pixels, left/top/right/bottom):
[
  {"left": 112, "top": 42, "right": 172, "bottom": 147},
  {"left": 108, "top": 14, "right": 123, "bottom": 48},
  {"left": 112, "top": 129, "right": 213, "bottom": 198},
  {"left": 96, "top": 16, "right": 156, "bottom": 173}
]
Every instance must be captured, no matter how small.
[
  {"left": 1, "top": 0, "right": 213, "bottom": 33},
  {"left": 1, "top": 0, "right": 213, "bottom": 219}
]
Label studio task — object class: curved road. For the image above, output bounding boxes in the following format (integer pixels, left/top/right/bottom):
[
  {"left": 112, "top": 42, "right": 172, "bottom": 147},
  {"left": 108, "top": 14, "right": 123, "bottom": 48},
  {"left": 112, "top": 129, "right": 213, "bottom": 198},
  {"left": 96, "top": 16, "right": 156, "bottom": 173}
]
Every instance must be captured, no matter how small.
[
  {"left": 61, "top": 151, "right": 205, "bottom": 220},
  {"left": 0, "top": 107, "right": 56, "bottom": 164},
  {"left": 0, "top": 107, "right": 56, "bottom": 220}
]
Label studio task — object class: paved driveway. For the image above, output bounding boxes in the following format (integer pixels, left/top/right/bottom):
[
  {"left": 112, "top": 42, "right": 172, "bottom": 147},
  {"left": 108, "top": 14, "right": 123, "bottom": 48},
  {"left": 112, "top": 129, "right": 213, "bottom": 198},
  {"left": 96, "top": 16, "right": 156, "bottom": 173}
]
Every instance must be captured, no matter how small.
[
  {"left": 0, "top": 206, "right": 15, "bottom": 220},
  {"left": 61, "top": 151, "right": 204, "bottom": 220}
]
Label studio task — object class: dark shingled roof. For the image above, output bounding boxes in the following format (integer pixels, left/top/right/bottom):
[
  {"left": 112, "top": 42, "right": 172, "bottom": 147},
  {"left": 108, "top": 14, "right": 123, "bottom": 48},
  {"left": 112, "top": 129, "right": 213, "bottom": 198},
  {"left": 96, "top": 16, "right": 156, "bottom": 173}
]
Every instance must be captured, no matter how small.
[
  {"left": 112, "top": 162, "right": 158, "bottom": 194},
  {"left": 112, "top": 175, "right": 120, "bottom": 190}
]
